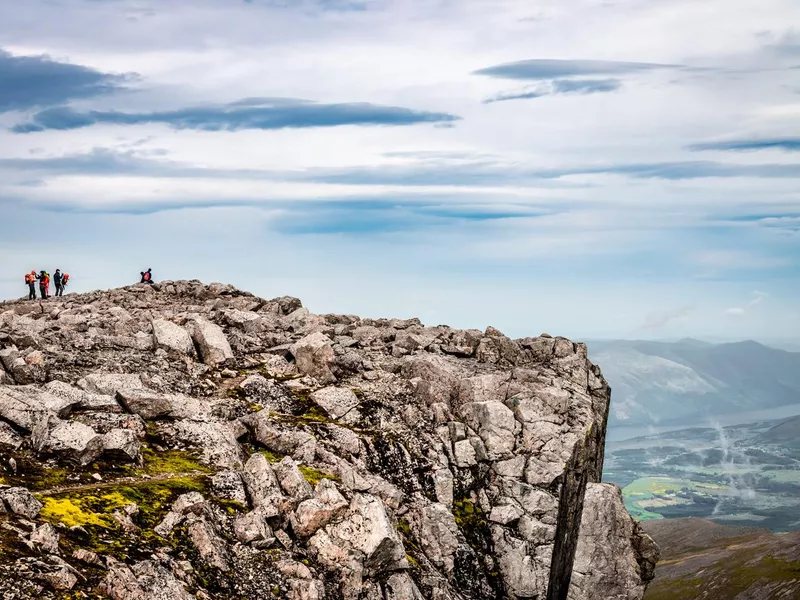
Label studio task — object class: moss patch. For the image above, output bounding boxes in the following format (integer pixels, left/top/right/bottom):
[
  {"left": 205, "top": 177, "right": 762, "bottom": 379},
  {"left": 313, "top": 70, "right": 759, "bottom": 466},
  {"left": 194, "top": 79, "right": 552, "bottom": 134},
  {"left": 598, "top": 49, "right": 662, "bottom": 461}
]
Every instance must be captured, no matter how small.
[
  {"left": 298, "top": 466, "right": 340, "bottom": 486},
  {"left": 38, "top": 476, "right": 207, "bottom": 531}
]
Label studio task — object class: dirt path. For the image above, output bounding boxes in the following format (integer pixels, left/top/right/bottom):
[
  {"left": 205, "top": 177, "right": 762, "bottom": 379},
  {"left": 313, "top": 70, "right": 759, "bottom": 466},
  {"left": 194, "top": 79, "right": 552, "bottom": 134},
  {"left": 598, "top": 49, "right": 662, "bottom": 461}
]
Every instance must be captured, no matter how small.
[{"left": 34, "top": 470, "right": 206, "bottom": 496}]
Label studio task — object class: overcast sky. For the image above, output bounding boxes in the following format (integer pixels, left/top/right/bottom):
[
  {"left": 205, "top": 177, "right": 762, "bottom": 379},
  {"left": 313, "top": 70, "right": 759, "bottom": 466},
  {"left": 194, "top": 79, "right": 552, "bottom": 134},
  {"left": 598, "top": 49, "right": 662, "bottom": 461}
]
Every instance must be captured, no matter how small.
[{"left": 1, "top": 0, "right": 798, "bottom": 341}]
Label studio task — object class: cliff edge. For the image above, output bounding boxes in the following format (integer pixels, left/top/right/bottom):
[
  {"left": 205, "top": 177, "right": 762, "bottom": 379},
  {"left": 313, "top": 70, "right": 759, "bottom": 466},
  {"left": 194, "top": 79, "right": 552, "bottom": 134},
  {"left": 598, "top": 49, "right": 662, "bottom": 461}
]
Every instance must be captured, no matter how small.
[{"left": 0, "top": 281, "right": 658, "bottom": 600}]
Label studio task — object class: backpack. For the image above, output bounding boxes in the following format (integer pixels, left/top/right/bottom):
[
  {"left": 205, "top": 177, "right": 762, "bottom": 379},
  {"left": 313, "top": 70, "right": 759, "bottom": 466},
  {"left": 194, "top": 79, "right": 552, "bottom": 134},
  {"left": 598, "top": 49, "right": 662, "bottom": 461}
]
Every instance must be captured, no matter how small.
[
  {"left": 63, "top": 273, "right": 70, "bottom": 284},
  {"left": 25, "top": 273, "right": 33, "bottom": 284},
  {"left": 143, "top": 271, "right": 151, "bottom": 282}
]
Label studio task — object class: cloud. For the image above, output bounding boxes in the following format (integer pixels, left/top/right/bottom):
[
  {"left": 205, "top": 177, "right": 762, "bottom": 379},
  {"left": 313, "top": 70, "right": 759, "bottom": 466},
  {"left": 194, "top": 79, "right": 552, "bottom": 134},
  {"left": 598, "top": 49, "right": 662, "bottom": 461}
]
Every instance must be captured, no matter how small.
[
  {"left": 3, "top": 148, "right": 800, "bottom": 188},
  {"left": 761, "top": 29, "right": 800, "bottom": 56},
  {"left": 484, "top": 78, "right": 621, "bottom": 103},
  {"left": 688, "top": 138, "right": 800, "bottom": 152},
  {"left": 639, "top": 305, "right": 694, "bottom": 330},
  {"left": 0, "top": 48, "right": 132, "bottom": 113},
  {"left": 473, "top": 59, "right": 678, "bottom": 80},
  {"left": 11, "top": 98, "right": 460, "bottom": 133},
  {"left": 725, "top": 291, "right": 769, "bottom": 316}
]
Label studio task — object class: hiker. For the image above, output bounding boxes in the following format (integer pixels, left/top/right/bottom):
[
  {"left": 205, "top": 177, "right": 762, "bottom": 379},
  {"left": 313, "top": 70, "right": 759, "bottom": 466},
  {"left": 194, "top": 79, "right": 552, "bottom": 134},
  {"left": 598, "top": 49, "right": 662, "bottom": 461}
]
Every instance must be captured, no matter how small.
[
  {"left": 54, "top": 270, "right": 64, "bottom": 297},
  {"left": 62, "top": 272, "right": 70, "bottom": 294},
  {"left": 140, "top": 268, "right": 153, "bottom": 284},
  {"left": 37, "top": 271, "right": 47, "bottom": 299},
  {"left": 24, "top": 271, "right": 36, "bottom": 300},
  {"left": 44, "top": 271, "right": 51, "bottom": 298}
]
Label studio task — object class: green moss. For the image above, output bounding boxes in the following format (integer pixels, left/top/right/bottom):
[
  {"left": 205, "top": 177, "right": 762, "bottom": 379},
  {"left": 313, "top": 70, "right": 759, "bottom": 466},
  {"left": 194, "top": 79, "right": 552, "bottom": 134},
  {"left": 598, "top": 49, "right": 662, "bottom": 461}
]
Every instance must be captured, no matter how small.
[
  {"left": 298, "top": 466, "right": 341, "bottom": 486},
  {"left": 217, "top": 499, "right": 247, "bottom": 514},
  {"left": 352, "top": 388, "right": 364, "bottom": 399},
  {"left": 38, "top": 475, "right": 207, "bottom": 531},
  {"left": 259, "top": 449, "right": 284, "bottom": 463},
  {"left": 406, "top": 552, "right": 420, "bottom": 569},
  {"left": 137, "top": 446, "right": 211, "bottom": 476},
  {"left": 453, "top": 499, "right": 489, "bottom": 552}
]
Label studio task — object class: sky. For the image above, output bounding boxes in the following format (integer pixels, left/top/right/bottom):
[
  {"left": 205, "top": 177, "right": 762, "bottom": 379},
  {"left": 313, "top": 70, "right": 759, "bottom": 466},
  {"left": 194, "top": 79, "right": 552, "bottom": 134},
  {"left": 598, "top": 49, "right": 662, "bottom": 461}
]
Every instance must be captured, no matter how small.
[{"left": 0, "top": 0, "right": 799, "bottom": 342}]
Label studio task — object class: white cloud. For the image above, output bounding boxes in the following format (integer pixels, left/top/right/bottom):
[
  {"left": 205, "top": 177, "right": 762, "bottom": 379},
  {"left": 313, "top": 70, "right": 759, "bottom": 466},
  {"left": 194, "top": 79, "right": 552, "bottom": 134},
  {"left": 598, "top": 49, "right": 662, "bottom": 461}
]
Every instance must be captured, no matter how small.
[{"left": 0, "top": 0, "right": 799, "bottom": 341}]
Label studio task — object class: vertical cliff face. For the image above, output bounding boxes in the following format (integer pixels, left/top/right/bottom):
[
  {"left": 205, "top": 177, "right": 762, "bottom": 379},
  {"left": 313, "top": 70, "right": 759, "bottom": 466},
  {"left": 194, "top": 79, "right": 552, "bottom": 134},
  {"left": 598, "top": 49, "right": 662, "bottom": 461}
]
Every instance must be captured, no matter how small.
[{"left": 0, "top": 281, "right": 658, "bottom": 600}]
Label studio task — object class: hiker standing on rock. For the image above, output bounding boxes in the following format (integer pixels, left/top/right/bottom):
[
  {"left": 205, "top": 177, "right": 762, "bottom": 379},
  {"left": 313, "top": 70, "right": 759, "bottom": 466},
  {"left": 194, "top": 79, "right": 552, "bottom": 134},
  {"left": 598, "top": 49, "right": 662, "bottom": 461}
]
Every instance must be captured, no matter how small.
[
  {"left": 140, "top": 268, "right": 153, "bottom": 284},
  {"left": 24, "top": 270, "right": 36, "bottom": 300},
  {"left": 54, "top": 269, "right": 65, "bottom": 297},
  {"left": 37, "top": 270, "right": 48, "bottom": 299}
]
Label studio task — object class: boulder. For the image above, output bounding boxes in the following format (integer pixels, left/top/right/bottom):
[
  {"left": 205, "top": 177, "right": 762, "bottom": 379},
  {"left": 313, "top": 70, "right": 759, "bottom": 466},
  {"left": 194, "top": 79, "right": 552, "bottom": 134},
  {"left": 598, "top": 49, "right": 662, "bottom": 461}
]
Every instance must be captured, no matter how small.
[
  {"left": 77, "top": 373, "right": 145, "bottom": 396},
  {"left": 187, "top": 517, "right": 230, "bottom": 571},
  {"left": 0, "top": 487, "right": 43, "bottom": 518},
  {"left": 100, "top": 558, "right": 195, "bottom": 600},
  {"left": 152, "top": 319, "right": 196, "bottom": 356},
  {"left": 290, "top": 332, "right": 336, "bottom": 384},
  {"left": 322, "top": 493, "right": 408, "bottom": 575},
  {"left": 211, "top": 470, "right": 248, "bottom": 505},
  {"left": 241, "top": 453, "right": 283, "bottom": 517},
  {"left": 0, "top": 385, "right": 49, "bottom": 432},
  {"left": 290, "top": 478, "right": 348, "bottom": 538},
  {"left": 30, "top": 523, "right": 60, "bottom": 555},
  {"left": 569, "top": 483, "right": 660, "bottom": 599},
  {"left": 188, "top": 317, "right": 233, "bottom": 366},
  {"left": 274, "top": 457, "right": 314, "bottom": 500},
  {"left": 233, "top": 508, "right": 275, "bottom": 546},
  {"left": 310, "top": 386, "right": 360, "bottom": 421},
  {"left": 102, "top": 428, "right": 141, "bottom": 461},
  {"left": 41, "top": 420, "right": 104, "bottom": 465}
]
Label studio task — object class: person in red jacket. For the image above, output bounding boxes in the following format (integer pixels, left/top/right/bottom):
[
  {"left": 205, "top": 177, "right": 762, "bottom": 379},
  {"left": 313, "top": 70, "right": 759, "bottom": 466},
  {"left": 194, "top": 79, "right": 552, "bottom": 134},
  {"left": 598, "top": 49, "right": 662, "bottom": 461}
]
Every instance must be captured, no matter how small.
[{"left": 36, "top": 271, "right": 47, "bottom": 299}]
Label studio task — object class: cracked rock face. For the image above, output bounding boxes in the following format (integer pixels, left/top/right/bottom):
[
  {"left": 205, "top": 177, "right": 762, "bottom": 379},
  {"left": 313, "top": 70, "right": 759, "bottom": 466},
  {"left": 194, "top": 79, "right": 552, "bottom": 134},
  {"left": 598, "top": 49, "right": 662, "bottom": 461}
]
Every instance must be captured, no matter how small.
[{"left": 0, "top": 280, "right": 657, "bottom": 600}]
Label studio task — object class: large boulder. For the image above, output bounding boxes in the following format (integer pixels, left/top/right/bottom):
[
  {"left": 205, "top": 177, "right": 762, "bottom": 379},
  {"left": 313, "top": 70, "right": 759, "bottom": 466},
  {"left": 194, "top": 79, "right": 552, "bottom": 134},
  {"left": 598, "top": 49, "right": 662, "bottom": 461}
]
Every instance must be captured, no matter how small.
[
  {"left": 310, "top": 386, "right": 360, "bottom": 422},
  {"left": 241, "top": 453, "right": 283, "bottom": 517},
  {"left": 188, "top": 317, "right": 233, "bottom": 366},
  {"left": 0, "top": 487, "right": 43, "bottom": 518},
  {"left": 99, "top": 558, "right": 195, "bottom": 600},
  {"left": 152, "top": 319, "right": 196, "bottom": 356},
  {"left": 311, "top": 493, "right": 408, "bottom": 576},
  {"left": 291, "top": 478, "right": 348, "bottom": 538},
  {"left": 41, "top": 420, "right": 104, "bottom": 465},
  {"left": 290, "top": 332, "right": 336, "bottom": 384},
  {"left": 568, "top": 483, "right": 660, "bottom": 600}
]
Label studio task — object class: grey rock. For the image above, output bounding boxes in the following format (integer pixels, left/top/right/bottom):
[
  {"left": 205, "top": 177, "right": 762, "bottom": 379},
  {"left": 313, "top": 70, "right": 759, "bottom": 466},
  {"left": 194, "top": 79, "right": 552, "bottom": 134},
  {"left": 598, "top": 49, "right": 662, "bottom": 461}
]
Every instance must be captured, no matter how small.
[
  {"left": 188, "top": 317, "right": 233, "bottom": 366},
  {"left": 41, "top": 420, "right": 104, "bottom": 465},
  {"left": 211, "top": 470, "right": 248, "bottom": 505},
  {"left": 274, "top": 456, "right": 314, "bottom": 500},
  {"left": 290, "top": 332, "right": 336, "bottom": 384},
  {"left": 241, "top": 453, "right": 283, "bottom": 516},
  {"left": 233, "top": 508, "right": 274, "bottom": 546},
  {"left": 310, "top": 386, "right": 360, "bottom": 421},
  {"left": 102, "top": 428, "right": 141, "bottom": 461},
  {"left": 385, "top": 573, "right": 425, "bottom": 600},
  {"left": 77, "top": 373, "right": 145, "bottom": 396},
  {"left": 30, "top": 523, "right": 60, "bottom": 555},
  {"left": 0, "top": 487, "right": 43, "bottom": 518},
  {"left": 411, "top": 503, "right": 459, "bottom": 575},
  {"left": 100, "top": 558, "right": 195, "bottom": 600},
  {"left": 152, "top": 319, "right": 196, "bottom": 356},
  {"left": 187, "top": 518, "right": 230, "bottom": 571},
  {"left": 568, "top": 483, "right": 660, "bottom": 600},
  {"left": 291, "top": 478, "right": 348, "bottom": 538},
  {"left": 322, "top": 493, "right": 408, "bottom": 575},
  {"left": 461, "top": 400, "right": 518, "bottom": 460}
]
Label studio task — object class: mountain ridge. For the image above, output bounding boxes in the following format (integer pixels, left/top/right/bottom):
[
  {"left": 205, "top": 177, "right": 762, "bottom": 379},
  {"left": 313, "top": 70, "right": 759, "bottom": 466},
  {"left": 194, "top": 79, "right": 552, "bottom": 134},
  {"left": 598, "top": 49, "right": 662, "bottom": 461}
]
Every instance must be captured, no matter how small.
[{"left": 0, "top": 280, "right": 658, "bottom": 600}]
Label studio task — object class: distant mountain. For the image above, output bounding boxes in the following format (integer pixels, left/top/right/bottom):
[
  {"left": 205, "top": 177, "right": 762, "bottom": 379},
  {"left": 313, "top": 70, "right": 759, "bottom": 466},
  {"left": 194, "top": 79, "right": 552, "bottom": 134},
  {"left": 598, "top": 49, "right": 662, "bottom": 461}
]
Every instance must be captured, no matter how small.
[
  {"left": 587, "top": 339, "right": 800, "bottom": 426},
  {"left": 757, "top": 415, "right": 800, "bottom": 449},
  {"left": 642, "top": 518, "right": 800, "bottom": 599}
]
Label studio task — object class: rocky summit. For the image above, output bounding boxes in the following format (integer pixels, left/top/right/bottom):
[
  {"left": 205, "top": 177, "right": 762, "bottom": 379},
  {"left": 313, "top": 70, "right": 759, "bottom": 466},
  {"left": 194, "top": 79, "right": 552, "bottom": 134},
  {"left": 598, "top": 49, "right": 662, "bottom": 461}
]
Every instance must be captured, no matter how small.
[{"left": 0, "top": 281, "right": 658, "bottom": 600}]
